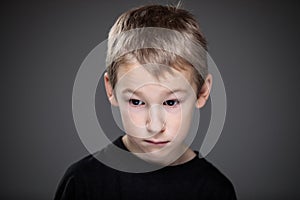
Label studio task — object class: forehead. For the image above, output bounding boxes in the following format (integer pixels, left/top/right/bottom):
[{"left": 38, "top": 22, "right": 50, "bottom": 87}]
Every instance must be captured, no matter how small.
[{"left": 115, "top": 63, "right": 196, "bottom": 94}]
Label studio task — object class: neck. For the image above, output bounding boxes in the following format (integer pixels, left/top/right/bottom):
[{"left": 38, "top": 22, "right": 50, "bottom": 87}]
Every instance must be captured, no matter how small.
[{"left": 169, "top": 148, "right": 196, "bottom": 166}]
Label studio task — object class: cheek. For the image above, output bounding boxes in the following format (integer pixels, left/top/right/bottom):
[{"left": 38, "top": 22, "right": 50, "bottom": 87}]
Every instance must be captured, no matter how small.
[
  {"left": 166, "top": 105, "right": 194, "bottom": 137},
  {"left": 119, "top": 104, "right": 147, "bottom": 131},
  {"left": 165, "top": 111, "right": 182, "bottom": 137},
  {"left": 180, "top": 108, "right": 194, "bottom": 134},
  {"left": 127, "top": 107, "right": 147, "bottom": 128}
]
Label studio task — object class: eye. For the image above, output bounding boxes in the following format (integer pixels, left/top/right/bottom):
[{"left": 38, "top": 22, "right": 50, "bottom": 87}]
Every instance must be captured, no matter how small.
[
  {"left": 163, "top": 99, "right": 180, "bottom": 107},
  {"left": 129, "top": 99, "right": 145, "bottom": 106}
]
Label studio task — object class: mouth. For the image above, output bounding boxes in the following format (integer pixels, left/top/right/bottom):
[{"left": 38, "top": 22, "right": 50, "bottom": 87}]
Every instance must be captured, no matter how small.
[{"left": 144, "top": 140, "right": 170, "bottom": 146}]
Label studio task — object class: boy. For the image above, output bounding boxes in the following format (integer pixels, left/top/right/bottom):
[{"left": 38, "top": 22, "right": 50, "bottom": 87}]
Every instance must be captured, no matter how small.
[{"left": 55, "top": 4, "right": 237, "bottom": 200}]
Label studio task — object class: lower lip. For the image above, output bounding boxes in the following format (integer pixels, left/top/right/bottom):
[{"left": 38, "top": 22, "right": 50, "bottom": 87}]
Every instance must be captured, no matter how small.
[{"left": 144, "top": 140, "right": 170, "bottom": 146}]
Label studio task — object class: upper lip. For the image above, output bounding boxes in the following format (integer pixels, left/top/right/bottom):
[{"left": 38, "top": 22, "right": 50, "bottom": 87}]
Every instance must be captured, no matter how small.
[{"left": 144, "top": 140, "right": 170, "bottom": 144}]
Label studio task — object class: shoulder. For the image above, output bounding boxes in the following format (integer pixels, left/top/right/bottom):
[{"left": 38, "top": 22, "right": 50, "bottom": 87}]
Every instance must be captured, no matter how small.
[
  {"left": 54, "top": 153, "right": 116, "bottom": 200},
  {"left": 193, "top": 158, "right": 237, "bottom": 199},
  {"left": 197, "top": 158, "right": 233, "bottom": 184},
  {"left": 60, "top": 136, "right": 126, "bottom": 182},
  {"left": 54, "top": 136, "right": 126, "bottom": 200},
  {"left": 63, "top": 150, "right": 119, "bottom": 180},
  {"left": 67, "top": 153, "right": 103, "bottom": 172},
  {"left": 64, "top": 136, "right": 125, "bottom": 177}
]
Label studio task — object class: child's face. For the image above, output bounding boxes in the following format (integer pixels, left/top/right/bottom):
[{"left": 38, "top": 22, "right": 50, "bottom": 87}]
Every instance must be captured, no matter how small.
[{"left": 105, "top": 63, "right": 209, "bottom": 163}]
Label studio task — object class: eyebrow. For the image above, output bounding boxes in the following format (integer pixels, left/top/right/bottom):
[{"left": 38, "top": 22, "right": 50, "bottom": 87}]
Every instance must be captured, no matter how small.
[
  {"left": 122, "top": 88, "right": 188, "bottom": 95},
  {"left": 122, "top": 89, "right": 142, "bottom": 95}
]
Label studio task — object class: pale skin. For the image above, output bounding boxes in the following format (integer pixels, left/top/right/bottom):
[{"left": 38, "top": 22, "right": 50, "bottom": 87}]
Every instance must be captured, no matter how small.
[{"left": 104, "top": 63, "right": 212, "bottom": 166}]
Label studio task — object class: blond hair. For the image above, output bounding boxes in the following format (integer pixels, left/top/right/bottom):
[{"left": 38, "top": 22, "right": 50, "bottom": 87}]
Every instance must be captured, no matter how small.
[{"left": 106, "top": 5, "right": 208, "bottom": 95}]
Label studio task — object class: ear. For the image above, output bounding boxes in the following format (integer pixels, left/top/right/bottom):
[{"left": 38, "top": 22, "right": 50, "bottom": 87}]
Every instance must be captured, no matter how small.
[
  {"left": 195, "top": 74, "right": 212, "bottom": 109},
  {"left": 104, "top": 72, "right": 118, "bottom": 106}
]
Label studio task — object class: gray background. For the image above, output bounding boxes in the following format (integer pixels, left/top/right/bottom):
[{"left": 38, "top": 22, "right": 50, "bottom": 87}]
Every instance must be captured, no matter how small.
[{"left": 1, "top": 0, "right": 299, "bottom": 199}]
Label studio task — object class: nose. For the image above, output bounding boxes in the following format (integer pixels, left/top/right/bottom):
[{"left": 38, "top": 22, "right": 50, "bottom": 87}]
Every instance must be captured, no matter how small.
[{"left": 146, "top": 105, "right": 166, "bottom": 134}]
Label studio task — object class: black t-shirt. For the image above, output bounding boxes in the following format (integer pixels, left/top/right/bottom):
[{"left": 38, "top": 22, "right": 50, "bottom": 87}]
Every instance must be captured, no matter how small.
[{"left": 54, "top": 136, "right": 237, "bottom": 200}]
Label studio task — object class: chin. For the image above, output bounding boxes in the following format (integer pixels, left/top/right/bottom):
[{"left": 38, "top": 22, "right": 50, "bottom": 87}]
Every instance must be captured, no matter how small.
[
  {"left": 140, "top": 145, "right": 181, "bottom": 165},
  {"left": 140, "top": 153, "right": 171, "bottom": 166}
]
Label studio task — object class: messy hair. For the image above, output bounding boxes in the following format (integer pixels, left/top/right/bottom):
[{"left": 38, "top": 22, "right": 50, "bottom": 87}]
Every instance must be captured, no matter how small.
[{"left": 106, "top": 4, "right": 208, "bottom": 95}]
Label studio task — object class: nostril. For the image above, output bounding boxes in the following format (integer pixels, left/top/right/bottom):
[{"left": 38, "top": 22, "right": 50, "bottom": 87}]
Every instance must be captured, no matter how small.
[{"left": 146, "top": 120, "right": 165, "bottom": 134}]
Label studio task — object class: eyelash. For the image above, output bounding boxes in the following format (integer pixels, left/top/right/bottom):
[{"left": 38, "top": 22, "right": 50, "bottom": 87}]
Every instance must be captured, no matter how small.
[
  {"left": 163, "top": 99, "right": 180, "bottom": 107},
  {"left": 128, "top": 99, "right": 180, "bottom": 107},
  {"left": 129, "top": 99, "right": 145, "bottom": 106}
]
